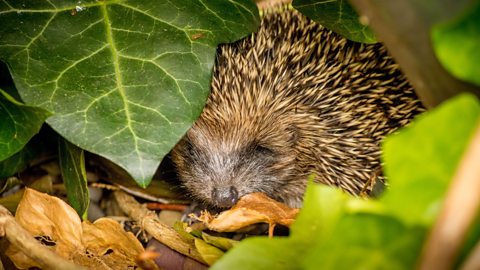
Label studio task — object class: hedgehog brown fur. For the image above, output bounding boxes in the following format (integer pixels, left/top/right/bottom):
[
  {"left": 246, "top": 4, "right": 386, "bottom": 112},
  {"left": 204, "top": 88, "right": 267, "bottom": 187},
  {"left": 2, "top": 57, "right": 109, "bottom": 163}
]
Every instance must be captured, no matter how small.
[{"left": 171, "top": 7, "right": 424, "bottom": 208}]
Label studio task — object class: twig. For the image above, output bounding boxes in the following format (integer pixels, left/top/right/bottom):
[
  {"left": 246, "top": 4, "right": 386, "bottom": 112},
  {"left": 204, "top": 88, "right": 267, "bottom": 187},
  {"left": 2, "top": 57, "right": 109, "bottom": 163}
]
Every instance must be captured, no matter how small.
[
  {"left": 145, "top": 202, "right": 188, "bottom": 212},
  {"left": 418, "top": 122, "right": 480, "bottom": 270},
  {"left": 92, "top": 182, "right": 182, "bottom": 205},
  {"left": 113, "top": 190, "right": 206, "bottom": 264},
  {"left": 268, "top": 223, "right": 276, "bottom": 238},
  {"left": 116, "top": 185, "right": 171, "bottom": 204},
  {"left": 0, "top": 205, "right": 86, "bottom": 270}
]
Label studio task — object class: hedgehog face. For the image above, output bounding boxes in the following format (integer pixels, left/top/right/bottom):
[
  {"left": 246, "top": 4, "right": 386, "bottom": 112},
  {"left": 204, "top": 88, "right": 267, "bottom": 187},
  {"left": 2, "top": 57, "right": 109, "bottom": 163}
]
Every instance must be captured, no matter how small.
[{"left": 172, "top": 116, "right": 300, "bottom": 209}]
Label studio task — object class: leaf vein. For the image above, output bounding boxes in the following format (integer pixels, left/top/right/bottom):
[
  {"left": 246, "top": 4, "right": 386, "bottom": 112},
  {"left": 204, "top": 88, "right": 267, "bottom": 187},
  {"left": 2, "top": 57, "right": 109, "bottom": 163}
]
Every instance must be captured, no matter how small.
[{"left": 101, "top": 3, "right": 145, "bottom": 180}]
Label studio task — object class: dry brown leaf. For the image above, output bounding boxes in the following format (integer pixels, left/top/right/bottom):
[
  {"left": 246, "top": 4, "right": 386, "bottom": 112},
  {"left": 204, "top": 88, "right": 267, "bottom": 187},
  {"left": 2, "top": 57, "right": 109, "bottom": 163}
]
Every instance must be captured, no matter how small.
[
  {"left": 5, "top": 188, "right": 145, "bottom": 269},
  {"left": 80, "top": 218, "right": 145, "bottom": 269},
  {"left": 6, "top": 188, "right": 83, "bottom": 269},
  {"left": 195, "top": 192, "right": 299, "bottom": 233}
]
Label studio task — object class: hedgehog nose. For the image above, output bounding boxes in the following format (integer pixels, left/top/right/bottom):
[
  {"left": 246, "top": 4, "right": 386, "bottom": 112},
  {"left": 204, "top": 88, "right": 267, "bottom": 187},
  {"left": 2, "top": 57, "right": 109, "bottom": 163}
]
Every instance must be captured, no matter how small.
[{"left": 212, "top": 186, "right": 239, "bottom": 208}]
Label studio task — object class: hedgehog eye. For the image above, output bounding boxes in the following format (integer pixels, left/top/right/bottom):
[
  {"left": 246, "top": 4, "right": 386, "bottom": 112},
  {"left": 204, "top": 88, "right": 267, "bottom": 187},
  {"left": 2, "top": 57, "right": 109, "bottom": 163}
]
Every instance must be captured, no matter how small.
[
  {"left": 254, "top": 144, "right": 275, "bottom": 156},
  {"left": 183, "top": 139, "right": 196, "bottom": 156}
]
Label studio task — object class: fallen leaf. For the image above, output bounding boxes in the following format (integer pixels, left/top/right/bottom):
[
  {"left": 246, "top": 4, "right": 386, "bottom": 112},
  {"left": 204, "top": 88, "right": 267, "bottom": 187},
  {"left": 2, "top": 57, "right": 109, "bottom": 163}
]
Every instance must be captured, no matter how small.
[
  {"left": 201, "top": 232, "right": 239, "bottom": 251},
  {"left": 5, "top": 188, "right": 145, "bottom": 269},
  {"left": 173, "top": 221, "right": 197, "bottom": 244},
  {"left": 194, "top": 238, "right": 224, "bottom": 266},
  {"left": 80, "top": 218, "right": 145, "bottom": 268},
  {"left": 6, "top": 188, "right": 83, "bottom": 269},
  {"left": 195, "top": 193, "right": 299, "bottom": 234}
]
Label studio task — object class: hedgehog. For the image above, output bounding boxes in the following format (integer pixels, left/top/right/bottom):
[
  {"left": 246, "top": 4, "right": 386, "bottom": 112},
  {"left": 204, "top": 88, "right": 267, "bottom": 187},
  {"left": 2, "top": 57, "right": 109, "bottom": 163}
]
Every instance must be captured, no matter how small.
[{"left": 171, "top": 7, "right": 424, "bottom": 209}]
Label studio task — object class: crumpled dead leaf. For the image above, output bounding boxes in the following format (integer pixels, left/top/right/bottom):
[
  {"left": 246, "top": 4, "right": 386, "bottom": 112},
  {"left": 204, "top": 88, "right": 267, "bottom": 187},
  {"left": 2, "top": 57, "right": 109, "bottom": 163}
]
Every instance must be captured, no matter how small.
[
  {"left": 6, "top": 188, "right": 145, "bottom": 269},
  {"left": 194, "top": 193, "right": 299, "bottom": 236},
  {"left": 80, "top": 218, "right": 145, "bottom": 268}
]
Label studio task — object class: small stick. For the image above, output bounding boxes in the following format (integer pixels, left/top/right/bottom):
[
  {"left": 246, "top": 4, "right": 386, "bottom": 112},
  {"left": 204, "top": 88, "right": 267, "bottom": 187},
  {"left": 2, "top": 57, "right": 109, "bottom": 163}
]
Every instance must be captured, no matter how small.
[
  {"left": 268, "top": 223, "right": 276, "bottom": 238},
  {"left": 145, "top": 202, "right": 188, "bottom": 212},
  {"left": 113, "top": 190, "right": 207, "bottom": 264}
]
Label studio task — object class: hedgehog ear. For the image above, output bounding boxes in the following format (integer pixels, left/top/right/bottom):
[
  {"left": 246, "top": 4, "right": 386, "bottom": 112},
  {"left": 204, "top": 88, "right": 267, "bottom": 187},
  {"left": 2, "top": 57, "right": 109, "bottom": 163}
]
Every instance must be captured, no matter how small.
[{"left": 286, "top": 125, "right": 299, "bottom": 144}]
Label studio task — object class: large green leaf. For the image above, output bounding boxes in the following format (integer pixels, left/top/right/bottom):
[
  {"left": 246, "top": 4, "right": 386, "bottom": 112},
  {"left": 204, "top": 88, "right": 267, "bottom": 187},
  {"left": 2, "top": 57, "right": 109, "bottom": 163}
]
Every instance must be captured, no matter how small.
[
  {"left": 431, "top": 1, "right": 480, "bottom": 86},
  {"left": 381, "top": 93, "right": 480, "bottom": 225},
  {"left": 0, "top": 0, "right": 259, "bottom": 186},
  {"left": 292, "top": 0, "right": 376, "bottom": 43},
  {"left": 0, "top": 88, "right": 50, "bottom": 161},
  {"left": 211, "top": 237, "right": 298, "bottom": 270},
  {"left": 289, "top": 181, "right": 350, "bottom": 244},
  {"left": 303, "top": 214, "right": 425, "bottom": 270}
]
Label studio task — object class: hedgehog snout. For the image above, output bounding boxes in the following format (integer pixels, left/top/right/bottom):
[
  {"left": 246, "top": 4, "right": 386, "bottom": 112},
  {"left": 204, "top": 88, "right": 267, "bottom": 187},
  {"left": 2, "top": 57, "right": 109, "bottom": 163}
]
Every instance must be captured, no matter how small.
[{"left": 212, "top": 186, "right": 239, "bottom": 208}]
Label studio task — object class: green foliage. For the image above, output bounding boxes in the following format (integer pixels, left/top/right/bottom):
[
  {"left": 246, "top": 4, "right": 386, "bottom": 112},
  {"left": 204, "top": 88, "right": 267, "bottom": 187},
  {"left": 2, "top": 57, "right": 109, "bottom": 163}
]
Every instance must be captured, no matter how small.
[
  {"left": 0, "top": 88, "right": 50, "bottom": 162},
  {"left": 0, "top": 0, "right": 259, "bottom": 186},
  {"left": 58, "top": 138, "right": 89, "bottom": 219},
  {"left": 212, "top": 237, "right": 298, "bottom": 270},
  {"left": 211, "top": 94, "right": 480, "bottom": 269},
  {"left": 194, "top": 238, "right": 225, "bottom": 266},
  {"left": 201, "top": 232, "right": 239, "bottom": 251},
  {"left": 290, "top": 181, "right": 350, "bottom": 244},
  {"left": 292, "top": 0, "right": 376, "bottom": 43},
  {"left": 303, "top": 214, "right": 425, "bottom": 270},
  {"left": 431, "top": 1, "right": 480, "bottom": 86},
  {"left": 381, "top": 94, "right": 480, "bottom": 225},
  {"left": 0, "top": 141, "right": 37, "bottom": 178}
]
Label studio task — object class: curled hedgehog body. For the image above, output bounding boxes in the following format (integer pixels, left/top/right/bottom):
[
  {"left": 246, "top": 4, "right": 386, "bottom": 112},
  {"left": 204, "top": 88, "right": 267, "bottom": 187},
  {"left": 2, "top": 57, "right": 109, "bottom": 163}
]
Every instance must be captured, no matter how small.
[{"left": 172, "top": 8, "right": 424, "bottom": 208}]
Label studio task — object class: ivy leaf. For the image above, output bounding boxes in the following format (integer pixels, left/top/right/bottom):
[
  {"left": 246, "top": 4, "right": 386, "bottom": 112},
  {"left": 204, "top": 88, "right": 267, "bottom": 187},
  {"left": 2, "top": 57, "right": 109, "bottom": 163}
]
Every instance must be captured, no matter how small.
[
  {"left": 381, "top": 93, "right": 480, "bottom": 225},
  {"left": 58, "top": 138, "right": 89, "bottom": 219},
  {"left": 303, "top": 213, "right": 425, "bottom": 270},
  {"left": 292, "top": 0, "right": 376, "bottom": 43},
  {"left": 0, "top": 88, "right": 51, "bottom": 162},
  {"left": 211, "top": 237, "right": 298, "bottom": 270},
  {"left": 290, "top": 181, "right": 349, "bottom": 244},
  {"left": 431, "top": 1, "right": 480, "bottom": 86},
  {"left": 0, "top": 0, "right": 259, "bottom": 186},
  {"left": 0, "top": 139, "right": 38, "bottom": 178}
]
